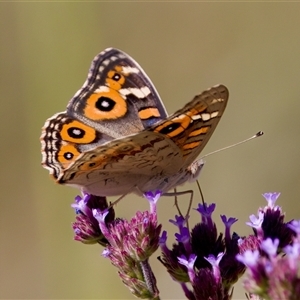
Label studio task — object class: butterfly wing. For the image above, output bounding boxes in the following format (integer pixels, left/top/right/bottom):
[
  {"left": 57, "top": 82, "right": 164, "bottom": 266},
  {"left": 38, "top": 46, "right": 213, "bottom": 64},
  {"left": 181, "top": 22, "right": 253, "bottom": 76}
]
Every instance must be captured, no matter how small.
[
  {"left": 41, "top": 48, "right": 168, "bottom": 179},
  {"left": 67, "top": 48, "right": 168, "bottom": 137},
  {"left": 58, "top": 85, "right": 228, "bottom": 196},
  {"left": 150, "top": 84, "right": 228, "bottom": 166},
  {"left": 41, "top": 112, "right": 116, "bottom": 179}
]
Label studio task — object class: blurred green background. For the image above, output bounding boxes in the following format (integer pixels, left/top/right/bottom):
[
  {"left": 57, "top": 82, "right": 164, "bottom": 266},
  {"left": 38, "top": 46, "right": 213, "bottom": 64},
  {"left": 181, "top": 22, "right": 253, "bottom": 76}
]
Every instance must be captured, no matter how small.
[{"left": 1, "top": 2, "right": 300, "bottom": 300}]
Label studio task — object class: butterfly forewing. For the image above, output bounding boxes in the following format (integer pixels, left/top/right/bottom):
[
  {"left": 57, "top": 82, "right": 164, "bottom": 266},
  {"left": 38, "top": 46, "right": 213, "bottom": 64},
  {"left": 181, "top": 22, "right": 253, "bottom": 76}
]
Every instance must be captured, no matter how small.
[
  {"left": 41, "top": 48, "right": 169, "bottom": 180},
  {"left": 67, "top": 48, "right": 168, "bottom": 139},
  {"left": 150, "top": 84, "right": 228, "bottom": 166}
]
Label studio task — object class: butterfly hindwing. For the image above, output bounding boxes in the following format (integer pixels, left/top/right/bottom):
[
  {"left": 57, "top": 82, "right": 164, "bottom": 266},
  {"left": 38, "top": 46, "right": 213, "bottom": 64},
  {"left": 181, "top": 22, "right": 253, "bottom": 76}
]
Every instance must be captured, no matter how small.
[{"left": 41, "top": 111, "right": 120, "bottom": 179}]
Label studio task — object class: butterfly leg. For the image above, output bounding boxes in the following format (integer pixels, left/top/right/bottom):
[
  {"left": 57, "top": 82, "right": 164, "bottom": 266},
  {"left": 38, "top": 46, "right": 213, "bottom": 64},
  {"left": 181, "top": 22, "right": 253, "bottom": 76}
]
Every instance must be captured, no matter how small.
[
  {"left": 108, "top": 192, "right": 129, "bottom": 209},
  {"left": 163, "top": 189, "right": 194, "bottom": 230}
]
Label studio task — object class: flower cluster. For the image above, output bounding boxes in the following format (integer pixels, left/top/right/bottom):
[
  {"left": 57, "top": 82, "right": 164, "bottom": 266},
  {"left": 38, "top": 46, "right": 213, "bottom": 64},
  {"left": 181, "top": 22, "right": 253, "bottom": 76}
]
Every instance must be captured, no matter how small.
[
  {"left": 159, "top": 202, "right": 245, "bottom": 300},
  {"left": 72, "top": 192, "right": 115, "bottom": 246},
  {"left": 237, "top": 193, "right": 298, "bottom": 300},
  {"left": 70, "top": 191, "right": 299, "bottom": 300},
  {"left": 73, "top": 190, "right": 162, "bottom": 299}
]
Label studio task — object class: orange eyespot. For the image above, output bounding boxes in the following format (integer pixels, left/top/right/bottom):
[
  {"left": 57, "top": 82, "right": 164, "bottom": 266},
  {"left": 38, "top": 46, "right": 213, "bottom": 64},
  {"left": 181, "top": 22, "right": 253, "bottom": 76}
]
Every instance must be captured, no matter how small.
[
  {"left": 60, "top": 120, "right": 97, "bottom": 144},
  {"left": 154, "top": 115, "right": 191, "bottom": 138},
  {"left": 84, "top": 89, "right": 127, "bottom": 121},
  {"left": 106, "top": 70, "right": 125, "bottom": 90},
  {"left": 79, "top": 157, "right": 103, "bottom": 171},
  {"left": 58, "top": 144, "right": 81, "bottom": 167}
]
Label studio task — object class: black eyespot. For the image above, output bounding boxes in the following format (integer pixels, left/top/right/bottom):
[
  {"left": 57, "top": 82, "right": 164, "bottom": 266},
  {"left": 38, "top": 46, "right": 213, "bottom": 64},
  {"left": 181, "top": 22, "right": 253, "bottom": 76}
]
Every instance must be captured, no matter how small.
[
  {"left": 96, "top": 97, "right": 115, "bottom": 111},
  {"left": 67, "top": 127, "right": 85, "bottom": 139},
  {"left": 112, "top": 73, "right": 121, "bottom": 81},
  {"left": 89, "top": 162, "right": 96, "bottom": 167},
  {"left": 158, "top": 122, "right": 181, "bottom": 134},
  {"left": 64, "top": 152, "right": 74, "bottom": 160}
]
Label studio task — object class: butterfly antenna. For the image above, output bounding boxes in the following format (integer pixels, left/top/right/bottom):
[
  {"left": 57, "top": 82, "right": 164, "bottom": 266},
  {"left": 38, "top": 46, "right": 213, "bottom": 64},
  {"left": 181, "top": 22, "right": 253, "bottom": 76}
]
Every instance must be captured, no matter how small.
[{"left": 201, "top": 131, "right": 264, "bottom": 159}]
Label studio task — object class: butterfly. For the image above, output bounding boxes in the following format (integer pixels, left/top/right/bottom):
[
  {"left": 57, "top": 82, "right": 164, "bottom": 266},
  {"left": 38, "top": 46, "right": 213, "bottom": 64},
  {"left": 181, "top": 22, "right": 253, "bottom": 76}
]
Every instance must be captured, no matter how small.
[{"left": 41, "top": 48, "right": 228, "bottom": 197}]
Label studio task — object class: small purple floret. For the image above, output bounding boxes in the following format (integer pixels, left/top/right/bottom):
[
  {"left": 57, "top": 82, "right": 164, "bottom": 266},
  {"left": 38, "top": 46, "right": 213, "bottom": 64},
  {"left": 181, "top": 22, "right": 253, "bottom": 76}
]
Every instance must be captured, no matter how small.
[
  {"left": 221, "top": 215, "right": 238, "bottom": 241},
  {"left": 178, "top": 254, "right": 197, "bottom": 283},
  {"left": 159, "top": 230, "right": 167, "bottom": 245},
  {"left": 246, "top": 212, "right": 264, "bottom": 230},
  {"left": 71, "top": 193, "right": 91, "bottom": 217},
  {"left": 93, "top": 208, "right": 109, "bottom": 223},
  {"left": 195, "top": 203, "right": 216, "bottom": 218},
  {"left": 236, "top": 250, "right": 260, "bottom": 269},
  {"left": 288, "top": 220, "right": 300, "bottom": 235},
  {"left": 102, "top": 248, "right": 111, "bottom": 258},
  {"left": 204, "top": 252, "right": 224, "bottom": 283},
  {"left": 262, "top": 192, "right": 281, "bottom": 208},
  {"left": 169, "top": 215, "right": 186, "bottom": 229},
  {"left": 261, "top": 238, "right": 279, "bottom": 257},
  {"left": 178, "top": 254, "right": 197, "bottom": 268},
  {"left": 144, "top": 190, "right": 162, "bottom": 213}
]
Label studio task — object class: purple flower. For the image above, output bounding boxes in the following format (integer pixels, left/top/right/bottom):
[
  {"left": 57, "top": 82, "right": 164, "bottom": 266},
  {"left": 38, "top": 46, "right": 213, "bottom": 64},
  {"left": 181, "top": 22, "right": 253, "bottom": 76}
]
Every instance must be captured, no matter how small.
[
  {"left": 288, "top": 220, "right": 300, "bottom": 235},
  {"left": 159, "top": 230, "right": 170, "bottom": 256},
  {"left": 175, "top": 227, "right": 192, "bottom": 255},
  {"left": 70, "top": 189, "right": 300, "bottom": 300},
  {"left": 71, "top": 193, "right": 114, "bottom": 245},
  {"left": 221, "top": 215, "right": 238, "bottom": 244},
  {"left": 160, "top": 201, "right": 245, "bottom": 300},
  {"left": 178, "top": 254, "right": 197, "bottom": 283},
  {"left": 144, "top": 190, "right": 162, "bottom": 213},
  {"left": 204, "top": 252, "right": 224, "bottom": 283},
  {"left": 71, "top": 191, "right": 162, "bottom": 299},
  {"left": 260, "top": 238, "right": 279, "bottom": 258},
  {"left": 97, "top": 192, "right": 162, "bottom": 299},
  {"left": 262, "top": 192, "right": 281, "bottom": 209},
  {"left": 195, "top": 203, "right": 216, "bottom": 229},
  {"left": 239, "top": 193, "right": 300, "bottom": 300},
  {"left": 247, "top": 212, "right": 264, "bottom": 230},
  {"left": 169, "top": 215, "right": 187, "bottom": 230},
  {"left": 236, "top": 250, "right": 260, "bottom": 269}
]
